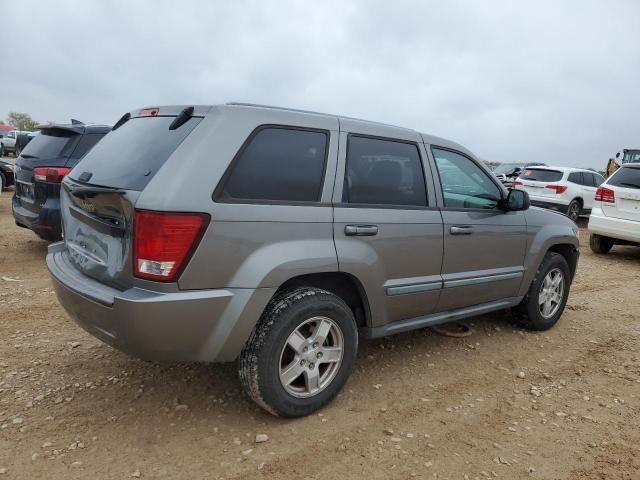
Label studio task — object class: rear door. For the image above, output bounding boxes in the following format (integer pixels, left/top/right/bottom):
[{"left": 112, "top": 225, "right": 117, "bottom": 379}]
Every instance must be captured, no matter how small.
[
  {"left": 430, "top": 147, "right": 527, "bottom": 311},
  {"left": 333, "top": 122, "right": 443, "bottom": 327},
  {"left": 61, "top": 110, "right": 205, "bottom": 288},
  {"left": 14, "top": 128, "right": 79, "bottom": 210}
]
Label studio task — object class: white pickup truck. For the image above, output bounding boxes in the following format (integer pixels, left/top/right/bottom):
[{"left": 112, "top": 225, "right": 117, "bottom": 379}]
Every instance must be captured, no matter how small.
[{"left": 0, "top": 130, "right": 29, "bottom": 156}]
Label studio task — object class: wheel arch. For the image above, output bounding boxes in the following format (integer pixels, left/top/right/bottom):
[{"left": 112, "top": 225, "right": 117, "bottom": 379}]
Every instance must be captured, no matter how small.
[
  {"left": 275, "top": 272, "right": 372, "bottom": 328},
  {"left": 547, "top": 243, "right": 579, "bottom": 281}
]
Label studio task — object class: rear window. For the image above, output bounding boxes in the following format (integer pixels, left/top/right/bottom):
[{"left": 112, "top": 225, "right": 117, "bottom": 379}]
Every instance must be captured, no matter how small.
[
  {"left": 608, "top": 167, "right": 640, "bottom": 189},
  {"left": 20, "top": 129, "right": 78, "bottom": 160},
  {"left": 521, "top": 168, "right": 563, "bottom": 182},
  {"left": 69, "top": 116, "right": 202, "bottom": 191}
]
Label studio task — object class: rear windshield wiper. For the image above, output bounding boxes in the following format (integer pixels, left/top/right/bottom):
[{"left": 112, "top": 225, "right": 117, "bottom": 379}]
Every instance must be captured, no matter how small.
[
  {"left": 20, "top": 154, "right": 39, "bottom": 159},
  {"left": 169, "top": 106, "right": 194, "bottom": 130}
]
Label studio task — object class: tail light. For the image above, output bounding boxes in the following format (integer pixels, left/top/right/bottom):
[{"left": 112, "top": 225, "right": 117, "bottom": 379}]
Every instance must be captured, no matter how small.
[
  {"left": 33, "top": 167, "right": 71, "bottom": 183},
  {"left": 545, "top": 185, "right": 568, "bottom": 194},
  {"left": 595, "top": 187, "right": 615, "bottom": 203},
  {"left": 512, "top": 181, "right": 523, "bottom": 188},
  {"left": 133, "top": 210, "right": 210, "bottom": 282}
]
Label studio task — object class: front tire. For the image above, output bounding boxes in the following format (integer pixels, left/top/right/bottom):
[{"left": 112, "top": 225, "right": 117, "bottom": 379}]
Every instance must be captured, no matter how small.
[
  {"left": 513, "top": 252, "right": 571, "bottom": 331},
  {"left": 239, "top": 287, "right": 358, "bottom": 417},
  {"left": 589, "top": 234, "right": 614, "bottom": 254}
]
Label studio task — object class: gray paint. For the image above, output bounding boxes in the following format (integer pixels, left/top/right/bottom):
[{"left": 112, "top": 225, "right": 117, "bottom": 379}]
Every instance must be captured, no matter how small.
[{"left": 47, "top": 103, "right": 580, "bottom": 363}]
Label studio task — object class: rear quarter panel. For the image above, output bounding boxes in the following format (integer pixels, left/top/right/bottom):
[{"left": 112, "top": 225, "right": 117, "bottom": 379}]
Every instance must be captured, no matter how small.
[{"left": 137, "top": 106, "right": 341, "bottom": 290}]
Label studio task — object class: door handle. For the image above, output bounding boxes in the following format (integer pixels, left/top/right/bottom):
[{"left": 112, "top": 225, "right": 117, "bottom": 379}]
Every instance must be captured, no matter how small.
[
  {"left": 450, "top": 226, "right": 473, "bottom": 235},
  {"left": 345, "top": 225, "right": 379, "bottom": 236}
]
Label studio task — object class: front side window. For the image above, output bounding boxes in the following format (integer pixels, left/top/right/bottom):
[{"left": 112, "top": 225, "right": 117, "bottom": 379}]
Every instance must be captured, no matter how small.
[
  {"left": 432, "top": 148, "right": 502, "bottom": 209},
  {"left": 219, "top": 127, "right": 328, "bottom": 202},
  {"left": 343, "top": 136, "right": 427, "bottom": 207}
]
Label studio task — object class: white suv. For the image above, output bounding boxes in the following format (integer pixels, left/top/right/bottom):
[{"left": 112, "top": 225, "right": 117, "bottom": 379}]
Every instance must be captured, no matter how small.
[
  {"left": 588, "top": 163, "right": 640, "bottom": 253},
  {"left": 513, "top": 166, "right": 605, "bottom": 222}
]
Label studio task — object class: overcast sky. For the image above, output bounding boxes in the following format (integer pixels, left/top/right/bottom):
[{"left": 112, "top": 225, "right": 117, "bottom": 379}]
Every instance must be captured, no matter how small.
[{"left": 3, "top": 0, "right": 640, "bottom": 168}]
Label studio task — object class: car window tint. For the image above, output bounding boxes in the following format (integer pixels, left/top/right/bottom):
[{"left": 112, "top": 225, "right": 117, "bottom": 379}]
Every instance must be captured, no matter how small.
[
  {"left": 220, "top": 127, "right": 328, "bottom": 202},
  {"left": 593, "top": 173, "right": 605, "bottom": 187},
  {"left": 567, "top": 172, "right": 581, "bottom": 184},
  {"left": 21, "top": 129, "right": 78, "bottom": 160},
  {"left": 583, "top": 172, "right": 596, "bottom": 187},
  {"left": 607, "top": 167, "right": 640, "bottom": 189},
  {"left": 70, "top": 133, "right": 106, "bottom": 159},
  {"left": 521, "top": 168, "right": 563, "bottom": 182},
  {"left": 432, "top": 148, "right": 501, "bottom": 209},
  {"left": 343, "top": 136, "right": 427, "bottom": 207}
]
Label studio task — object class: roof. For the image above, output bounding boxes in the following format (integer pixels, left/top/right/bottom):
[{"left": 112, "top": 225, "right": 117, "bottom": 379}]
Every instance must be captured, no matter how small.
[
  {"left": 0, "top": 125, "right": 12, "bottom": 132},
  {"left": 524, "top": 165, "right": 599, "bottom": 173}
]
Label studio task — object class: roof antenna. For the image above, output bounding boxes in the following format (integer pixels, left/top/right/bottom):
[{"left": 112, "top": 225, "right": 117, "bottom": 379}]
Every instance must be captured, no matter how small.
[{"left": 71, "top": 118, "right": 84, "bottom": 125}]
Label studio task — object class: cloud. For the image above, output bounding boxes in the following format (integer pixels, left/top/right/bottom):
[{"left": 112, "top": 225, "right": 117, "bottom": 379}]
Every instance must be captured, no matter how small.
[{"left": 3, "top": 0, "right": 639, "bottom": 168}]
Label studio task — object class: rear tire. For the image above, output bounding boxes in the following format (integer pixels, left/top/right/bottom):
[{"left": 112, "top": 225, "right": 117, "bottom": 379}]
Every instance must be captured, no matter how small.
[
  {"left": 566, "top": 200, "right": 581, "bottom": 222},
  {"left": 238, "top": 287, "right": 358, "bottom": 418},
  {"left": 0, "top": 172, "right": 5, "bottom": 191},
  {"left": 513, "top": 252, "right": 571, "bottom": 331},
  {"left": 589, "top": 234, "right": 614, "bottom": 254}
]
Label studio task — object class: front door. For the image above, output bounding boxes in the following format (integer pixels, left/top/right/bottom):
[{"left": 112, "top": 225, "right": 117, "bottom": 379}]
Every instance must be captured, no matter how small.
[
  {"left": 333, "top": 125, "right": 444, "bottom": 328},
  {"left": 430, "top": 147, "right": 527, "bottom": 312}
]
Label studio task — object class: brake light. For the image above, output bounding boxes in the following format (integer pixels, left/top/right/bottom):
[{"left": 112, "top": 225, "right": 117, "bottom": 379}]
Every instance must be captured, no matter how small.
[
  {"left": 33, "top": 167, "right": 71, "bottom": 183},
  {"left": 545, "top": 185, "right": 568, "bottom": 194},
  {"left": 595, "top": 187, "right": 615, "bottom": 203},
  {"left": 138, "top": 107, "right": 159, "bottom": 117},
  {"left": 133, "top": 210, "right": 209, "bottom": 282},
  {"left": 512, "top": 181, "right": 523, "bottom": 188}
]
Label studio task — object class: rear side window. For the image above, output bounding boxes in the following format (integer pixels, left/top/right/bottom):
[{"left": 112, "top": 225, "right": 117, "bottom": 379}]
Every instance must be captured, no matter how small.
[
  {"left": 69, "top": 116, "right": 202, "bottom": 191},
  {"left": 343, "top": 136, "right": 427, "bottom": 207},
  {"left": 218, "top": 127, "right": 328, "bottom": 202},
  {"left": 70, "top": 133, "right": 105, "bottom": 159},
  {"left": 20, "top": 129, "right": 78, "bottom": 160},
  {"left": 608, "top": 167, "right": 640, "bottom": 189},
  {"left": 522, "top": 168, "right": 563, "bottom": 182},
  {"left": 567, "top": 172, "right": 581, "bottom": 184}
]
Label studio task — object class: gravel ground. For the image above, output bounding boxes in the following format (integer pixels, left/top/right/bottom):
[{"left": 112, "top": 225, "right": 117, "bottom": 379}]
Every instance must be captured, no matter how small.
[{"left": 0, "top": 172, "right": 639, "bottom": 479}]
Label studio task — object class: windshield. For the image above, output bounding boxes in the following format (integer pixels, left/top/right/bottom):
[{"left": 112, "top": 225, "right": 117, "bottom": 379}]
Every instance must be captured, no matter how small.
[
  {"left": 493, "top": 163, "right": 524, "bottom": 175},
  {"left": 622, "top": 150, "right": 640, "bottom": 164},
  {"left": 69, "top": 116, "right": 202, "bottom": 191}
]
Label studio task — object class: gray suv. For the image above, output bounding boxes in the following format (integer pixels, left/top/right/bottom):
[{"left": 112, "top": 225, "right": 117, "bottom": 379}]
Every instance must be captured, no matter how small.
[{"left": 47, "top": 103, "right": 579, "bottom": 417}]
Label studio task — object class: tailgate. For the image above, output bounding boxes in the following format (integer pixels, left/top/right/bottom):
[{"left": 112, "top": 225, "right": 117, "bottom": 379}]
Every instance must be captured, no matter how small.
[
  {"left": 61, "top": 178, "right": 140, "bottom": 289},
  {"left": 602, "top": 187, "right": 640, "bottom": 222}
]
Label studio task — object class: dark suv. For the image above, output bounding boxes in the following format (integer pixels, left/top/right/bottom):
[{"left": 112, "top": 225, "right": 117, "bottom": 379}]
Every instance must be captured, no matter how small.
[{"left": 12, "top": 123, "right": 110, "bottom": 241}]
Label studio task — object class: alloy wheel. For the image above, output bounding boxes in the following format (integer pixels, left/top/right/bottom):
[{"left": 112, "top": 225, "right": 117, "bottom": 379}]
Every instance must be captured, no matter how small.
[
  {"left": 279, "top": 316, "right": 344, "bottom": 398},
  {"left": 539, "top": 268, "right": 565, "bottom": 319}
]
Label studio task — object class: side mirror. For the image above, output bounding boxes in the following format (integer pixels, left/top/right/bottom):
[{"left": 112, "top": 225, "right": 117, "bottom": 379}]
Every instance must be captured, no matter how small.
[{"left": 504, "top": 189, "right": 530, "bottom": 211}]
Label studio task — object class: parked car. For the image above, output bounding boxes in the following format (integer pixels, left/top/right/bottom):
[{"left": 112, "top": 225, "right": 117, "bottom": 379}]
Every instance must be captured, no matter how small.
[
  {"left": 0, "top": 130, "right": 29, "bottom": 156},
  {"left": 15, "top": 131, "right": 39, "bottom": 157},
  {"left": 12, "top": 122, "right": 110, "bottom": 241},
  {"left": 512, "top": 166, "right": 605, "bottom": 222},
  {"left": 0, "top": 160, "right": 15, "bottom": 190},
  {"left": 493, "top": 162, "right": 546, "bottom": 186},
  {"left": 588, "top": 163, "right": 640, "bottom": 253},
  {"left": 47, "top": 104, "right": 579, "bottom": 417}
]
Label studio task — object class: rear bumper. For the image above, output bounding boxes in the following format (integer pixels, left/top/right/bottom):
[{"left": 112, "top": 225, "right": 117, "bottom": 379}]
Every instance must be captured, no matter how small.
[
  {"left": 46, "top": 243, "right": 275, "bottom": 362},
  {"left": 588, "top": 211, "right": 640, "bottom": 244},
  {"left": 12, "top": 193, "right": 62, "bottom": 240}
]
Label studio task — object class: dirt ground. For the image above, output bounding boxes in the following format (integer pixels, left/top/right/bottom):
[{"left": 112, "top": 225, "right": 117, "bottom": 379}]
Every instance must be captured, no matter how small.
[{"left": 0, "top": 159, "right": 639, "bottom": 479}]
